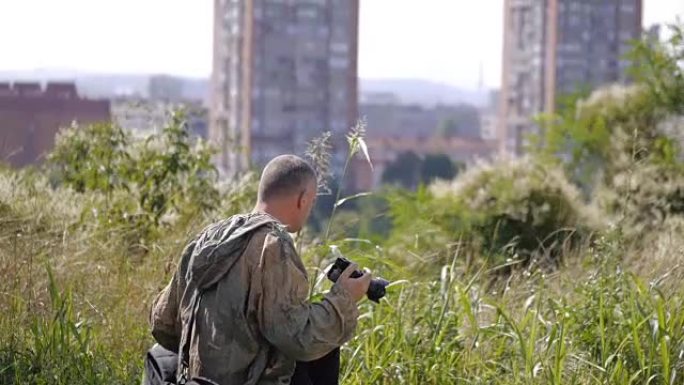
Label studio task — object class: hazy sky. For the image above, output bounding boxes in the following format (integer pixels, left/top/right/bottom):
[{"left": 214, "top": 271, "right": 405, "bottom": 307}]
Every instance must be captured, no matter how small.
[{"left": 0, "top": 1, "right": 682, "bottom": 89}]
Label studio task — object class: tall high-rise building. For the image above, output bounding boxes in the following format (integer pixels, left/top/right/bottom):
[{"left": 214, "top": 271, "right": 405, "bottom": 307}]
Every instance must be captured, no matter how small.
[
  {"left": 210, "top": 0, "right": 359, "bottom": 175},
  {"left": 499, "top": 0, "right": 643, "bottom": 155}
]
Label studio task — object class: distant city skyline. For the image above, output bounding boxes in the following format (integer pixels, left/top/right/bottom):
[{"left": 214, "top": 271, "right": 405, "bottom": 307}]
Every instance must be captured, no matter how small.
[{"left": 0, "top": 0, "right": 681, "bottom": 89}]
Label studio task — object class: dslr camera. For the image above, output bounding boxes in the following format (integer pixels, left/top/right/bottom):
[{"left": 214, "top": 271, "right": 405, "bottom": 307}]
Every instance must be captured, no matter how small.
[{"left": 326, "top": 248, "right": 389, "bottom": 303}]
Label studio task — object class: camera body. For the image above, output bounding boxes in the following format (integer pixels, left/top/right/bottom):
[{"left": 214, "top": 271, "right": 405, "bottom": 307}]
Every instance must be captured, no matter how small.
[{"left": 326, "top": 256, "right": 389, "bottom": 303}]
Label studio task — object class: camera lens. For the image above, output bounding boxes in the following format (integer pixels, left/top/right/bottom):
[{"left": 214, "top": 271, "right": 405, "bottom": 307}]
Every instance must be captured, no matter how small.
[{"left": 366, "top": 278, "right": 390, "bottom": 303}]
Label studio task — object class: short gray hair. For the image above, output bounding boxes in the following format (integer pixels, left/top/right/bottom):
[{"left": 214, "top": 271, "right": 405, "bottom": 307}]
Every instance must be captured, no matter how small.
[{"left": 257, "top": 155, "right": 317, "bottom": 202}]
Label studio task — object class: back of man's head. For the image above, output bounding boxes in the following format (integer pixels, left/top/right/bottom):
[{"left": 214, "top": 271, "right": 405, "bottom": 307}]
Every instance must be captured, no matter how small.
[{"left": 258, "top": 155, "right": 317, "bottom": 203}]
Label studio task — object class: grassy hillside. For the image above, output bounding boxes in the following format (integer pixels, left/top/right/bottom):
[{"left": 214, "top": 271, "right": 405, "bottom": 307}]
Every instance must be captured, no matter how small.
[{"left": 1, "top": 165, "right": 683, "bottom": 384}]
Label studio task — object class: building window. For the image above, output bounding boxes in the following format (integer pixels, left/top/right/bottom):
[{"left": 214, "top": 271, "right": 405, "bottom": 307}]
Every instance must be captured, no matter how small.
[
  {"left": 297, "top": 8, "right": 318, "bottom": 19},
  {"left": 619, "top": 31, "right": 634, "bottom": 41},
  {"left": 329, "top": 57, "right": 347, "bottom": 69},
  {"left": 330, "top": 42, "right": 349, "bottom": 54},
  {"left": 335, "top": 89, "right": 346, "bottom": 101}
]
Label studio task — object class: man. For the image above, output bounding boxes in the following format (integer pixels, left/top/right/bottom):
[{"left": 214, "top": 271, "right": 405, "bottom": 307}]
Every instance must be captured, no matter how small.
[{"left": 148, "top": 155, "right": 371, "bottom": 385}]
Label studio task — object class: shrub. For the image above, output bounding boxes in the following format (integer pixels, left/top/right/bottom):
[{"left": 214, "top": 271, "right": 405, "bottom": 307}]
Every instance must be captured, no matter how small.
[
  {"left": 430, "top": 157, "right": 599, "bottom": 266},
  {"left": 598, "top": 161, "right": 684, "bottom": 236},
  {"left": 47, "top": 111, "right": 221, "bottom": 245},
  {"left": 47, "top": 121, "right": 132, "bottom": 194}
]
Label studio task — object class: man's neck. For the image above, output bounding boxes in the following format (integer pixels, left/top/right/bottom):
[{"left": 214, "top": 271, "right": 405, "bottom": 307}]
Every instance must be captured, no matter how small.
[{"left": 253, "top": 202, "right": 286, "bottom": 226}]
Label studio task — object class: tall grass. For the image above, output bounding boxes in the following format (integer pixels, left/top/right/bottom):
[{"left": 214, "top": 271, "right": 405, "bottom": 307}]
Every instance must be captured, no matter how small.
[
  {"left": 0, "top": 170, "right": 213, "bottom": 384},
  {"left": 340, "top": 233, "right": 684, "bottom": 384}
]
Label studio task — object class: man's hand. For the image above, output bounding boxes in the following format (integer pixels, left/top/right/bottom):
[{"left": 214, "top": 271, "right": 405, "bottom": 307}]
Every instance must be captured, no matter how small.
[{"left": 337, "top": 263, "right": 372, "bottom": 303}]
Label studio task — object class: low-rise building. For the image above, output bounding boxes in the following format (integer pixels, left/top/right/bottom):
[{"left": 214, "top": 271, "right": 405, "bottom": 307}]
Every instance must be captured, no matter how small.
[
  {"left": 0, "top": 82, "right": 110, "bottom": 167},
  {"left": 360, "top": 102, "right": 482, "bottom": 141}
]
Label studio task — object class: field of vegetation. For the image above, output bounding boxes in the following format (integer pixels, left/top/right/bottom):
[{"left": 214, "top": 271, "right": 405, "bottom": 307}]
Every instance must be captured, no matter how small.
[{"left": 1, "top": 26, "right": 683, "bottom": 385}]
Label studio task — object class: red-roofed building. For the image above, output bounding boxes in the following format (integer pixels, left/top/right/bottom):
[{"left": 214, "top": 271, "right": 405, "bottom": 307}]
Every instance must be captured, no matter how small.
[{"left": 0, "top": 82, "right": 110, "bottom": 167}]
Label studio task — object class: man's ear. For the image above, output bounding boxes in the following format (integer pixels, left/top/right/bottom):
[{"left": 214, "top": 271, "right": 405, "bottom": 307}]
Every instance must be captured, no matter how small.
[{"left": 297, "top": 190, "right": 305, "bottom": 210}]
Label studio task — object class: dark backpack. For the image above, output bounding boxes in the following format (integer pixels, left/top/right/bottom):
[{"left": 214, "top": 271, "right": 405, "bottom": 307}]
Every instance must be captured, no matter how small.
[{"left": 142, "top": 344, "right": 178, "bottom": 385}]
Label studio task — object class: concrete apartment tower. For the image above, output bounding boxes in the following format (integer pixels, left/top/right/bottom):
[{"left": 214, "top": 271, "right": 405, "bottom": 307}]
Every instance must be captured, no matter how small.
[
  {"left": 499, "top": 0, "right": 643, "bottom": 156},
  {"left": 210, "top": 0, "right": 360, "bottom": 176}
]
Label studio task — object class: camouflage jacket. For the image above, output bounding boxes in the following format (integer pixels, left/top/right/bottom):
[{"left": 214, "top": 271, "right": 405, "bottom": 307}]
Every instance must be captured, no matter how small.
[{"left": 149, "top": 213, "right": 359, "bottom": 385}]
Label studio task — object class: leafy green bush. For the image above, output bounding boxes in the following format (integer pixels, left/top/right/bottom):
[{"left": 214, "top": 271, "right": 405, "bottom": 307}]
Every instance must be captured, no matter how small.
[
  {"left": 130, "top": 112, "right": 219, "bottom": 223},
  {"left": 47, "top": 121, "right": 131, "bottom": 193},
  {"left": 429, "top": 158, "right": 599, "bottom": 266},
  {"left": 47, "top": 111, "right": 220, "bottom": 245}
]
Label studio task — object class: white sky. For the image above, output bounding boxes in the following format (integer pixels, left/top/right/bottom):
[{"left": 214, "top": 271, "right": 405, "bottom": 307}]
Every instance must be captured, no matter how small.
[{"left": 0, "top": 0, "right": 681, "bottom": 89}]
